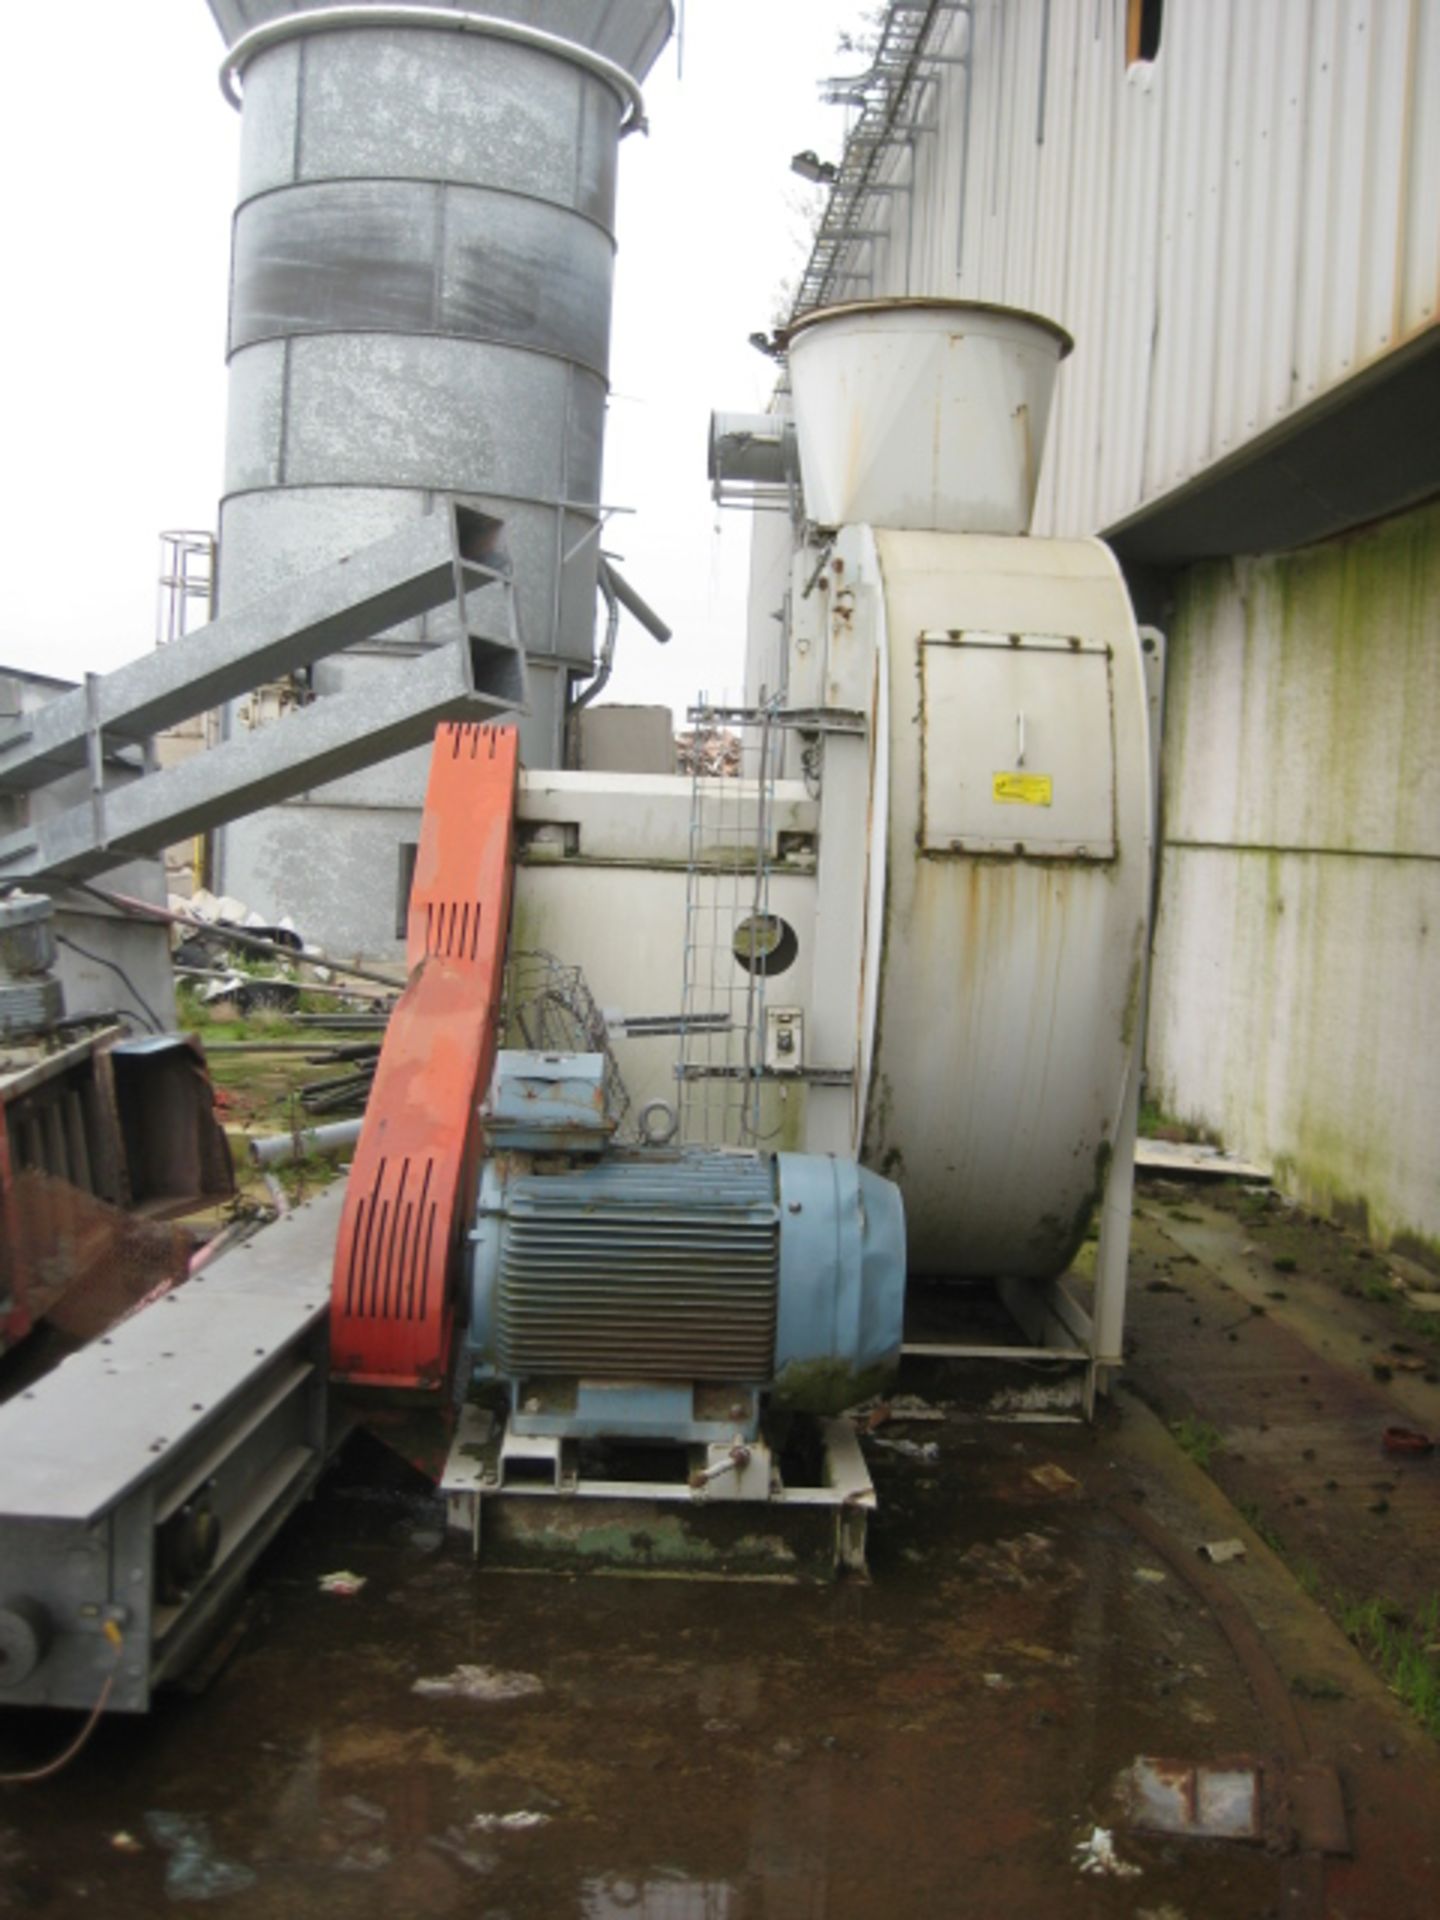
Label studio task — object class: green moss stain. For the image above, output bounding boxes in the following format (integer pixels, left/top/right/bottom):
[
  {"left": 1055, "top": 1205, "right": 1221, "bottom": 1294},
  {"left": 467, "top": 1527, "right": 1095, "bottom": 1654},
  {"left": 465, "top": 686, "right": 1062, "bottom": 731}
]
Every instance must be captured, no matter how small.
[
  {"left": 502, "top": 887, "right": 550, "bottom": 1044},
  {"left": 494, "top": 1515, "right": 804, "bottom": 1576},
  {"left": 1391, "top": 1230, "right": 1440, "bottom": 1277},
  {"left": 760, "top": 1081, "right": 807, "bottom": 1154},
  {"left": 1060, "top": 1138, "right": 1112, "bottom": 1270},
  {"left": 770, "top": 1355, "right": 896, "bottom": 1417},
  {"left": 1170, "top": 503, "right": 1440, "bottom": 858},
  {"left": 863, "top": 1071, "right": 897, "bottom": 1170},
  {"left": 1262, "top": 500, "right": 1438, "bottom": 854},
  {"left": 1154, "top": 498, "right": 1440, "bottom": 1258},
  {"left": 506, "top": 885, "right": 548, "bottom": 962},
  {"left": 1119, "top": 942, "right": 1144, "bottom": 1050}
]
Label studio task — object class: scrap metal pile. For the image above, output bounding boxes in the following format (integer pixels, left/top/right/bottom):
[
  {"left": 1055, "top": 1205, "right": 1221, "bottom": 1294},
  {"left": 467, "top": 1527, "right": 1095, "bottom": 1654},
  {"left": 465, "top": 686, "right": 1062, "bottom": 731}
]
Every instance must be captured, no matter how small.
[{"left": 674, "top": 727, "right": 741, "bottom": 778}]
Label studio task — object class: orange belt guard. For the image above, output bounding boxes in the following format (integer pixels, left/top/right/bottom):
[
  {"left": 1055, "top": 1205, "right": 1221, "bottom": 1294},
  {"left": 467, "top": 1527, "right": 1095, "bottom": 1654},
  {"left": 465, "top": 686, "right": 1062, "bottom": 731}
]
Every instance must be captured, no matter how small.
[{"left": 330, "top": 723, "right": 518, "bottom": 1390}]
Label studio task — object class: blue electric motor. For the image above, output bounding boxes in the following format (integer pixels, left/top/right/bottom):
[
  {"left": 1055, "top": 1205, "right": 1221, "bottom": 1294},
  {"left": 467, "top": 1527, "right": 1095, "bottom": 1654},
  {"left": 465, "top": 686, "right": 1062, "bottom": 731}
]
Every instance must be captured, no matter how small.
[{"left": 467, "top": 1052, "right": 906, "bottom": 1443}]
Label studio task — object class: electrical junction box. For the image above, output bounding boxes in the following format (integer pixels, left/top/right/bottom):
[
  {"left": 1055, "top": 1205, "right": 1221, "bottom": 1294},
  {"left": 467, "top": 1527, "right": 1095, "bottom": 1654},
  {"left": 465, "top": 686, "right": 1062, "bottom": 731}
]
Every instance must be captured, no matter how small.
[
  {"left": 482, "top": 1051, "right": 612, "bottom": 1153},
  {"left": 765, "top": 1007, "right": 804, "bottom": 1075}
]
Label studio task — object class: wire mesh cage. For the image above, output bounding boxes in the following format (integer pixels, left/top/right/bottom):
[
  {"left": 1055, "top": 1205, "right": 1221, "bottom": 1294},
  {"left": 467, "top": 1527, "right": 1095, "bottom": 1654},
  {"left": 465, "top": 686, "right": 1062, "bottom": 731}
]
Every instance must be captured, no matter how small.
[
  {"left": 677, "top": 698, "right": 783, "bottom": 1148},
  {"left": 501, "top": 949, "right": 632, "bottom": 1140}
]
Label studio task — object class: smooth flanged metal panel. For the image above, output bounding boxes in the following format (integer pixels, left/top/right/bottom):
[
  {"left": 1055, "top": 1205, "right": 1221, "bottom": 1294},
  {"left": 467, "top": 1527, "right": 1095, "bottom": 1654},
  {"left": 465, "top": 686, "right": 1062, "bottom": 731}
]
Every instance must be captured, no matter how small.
[
  {"left": 919, "top": 631, "right": 1117, "bottom": 859},
  {"left": 271, "top": 335, "right": 605, "bottom": 499},
  {"left": 254, "top": 28, "right": 622, "bottom": 216},
  {"left": 230, "top": 182, "right": 614, "bottom": 376}
]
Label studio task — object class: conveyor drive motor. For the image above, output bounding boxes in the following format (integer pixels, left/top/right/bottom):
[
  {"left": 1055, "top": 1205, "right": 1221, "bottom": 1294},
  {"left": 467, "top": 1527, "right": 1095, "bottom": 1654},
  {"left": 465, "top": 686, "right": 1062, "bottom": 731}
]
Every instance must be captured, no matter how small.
[{"left": 467, "top": 1052, "right": 907, "bottom": 1447}]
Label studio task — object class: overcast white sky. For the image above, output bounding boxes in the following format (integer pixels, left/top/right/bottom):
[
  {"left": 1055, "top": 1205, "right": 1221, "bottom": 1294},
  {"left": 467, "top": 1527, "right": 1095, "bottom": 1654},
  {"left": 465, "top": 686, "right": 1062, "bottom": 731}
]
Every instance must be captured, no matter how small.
[{"left": 0, "top": 0, "right": 867, "bottom": 721}]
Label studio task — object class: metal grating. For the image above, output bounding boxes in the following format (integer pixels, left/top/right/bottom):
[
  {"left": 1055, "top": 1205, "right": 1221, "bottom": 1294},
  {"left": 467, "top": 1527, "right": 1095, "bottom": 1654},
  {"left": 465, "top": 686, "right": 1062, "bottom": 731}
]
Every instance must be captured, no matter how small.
[{"left": 496, "top": 1151, "right": 779, "bottom": 1381}]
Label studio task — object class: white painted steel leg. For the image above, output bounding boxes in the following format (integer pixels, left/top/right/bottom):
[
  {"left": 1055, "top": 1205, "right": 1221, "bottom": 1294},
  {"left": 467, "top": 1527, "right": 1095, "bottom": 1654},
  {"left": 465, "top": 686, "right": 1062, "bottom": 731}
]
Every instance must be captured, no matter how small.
[
  {"left": 806, "top": 729, "right": 870, "bottom": 1153},
  {"left": 1093, "top": 626, "right": 1167, "bottom": 1392},
  {"left": 1093, "top": 1074, "right": 1140, "bottom": 1377}
]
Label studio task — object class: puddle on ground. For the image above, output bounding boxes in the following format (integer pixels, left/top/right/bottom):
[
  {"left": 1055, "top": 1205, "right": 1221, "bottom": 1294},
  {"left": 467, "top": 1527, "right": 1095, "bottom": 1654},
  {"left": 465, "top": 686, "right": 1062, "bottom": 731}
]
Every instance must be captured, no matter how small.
[{"left": 0, "top": 1429, "right": 1307, "bottom": 1917}]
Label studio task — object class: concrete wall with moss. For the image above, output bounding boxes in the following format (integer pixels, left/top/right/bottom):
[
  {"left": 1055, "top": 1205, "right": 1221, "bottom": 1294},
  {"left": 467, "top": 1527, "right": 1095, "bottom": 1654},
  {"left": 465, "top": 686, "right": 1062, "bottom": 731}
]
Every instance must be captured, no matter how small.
[{"left": 1146, "top": 497, "right": 1440, "bottom": 1262}]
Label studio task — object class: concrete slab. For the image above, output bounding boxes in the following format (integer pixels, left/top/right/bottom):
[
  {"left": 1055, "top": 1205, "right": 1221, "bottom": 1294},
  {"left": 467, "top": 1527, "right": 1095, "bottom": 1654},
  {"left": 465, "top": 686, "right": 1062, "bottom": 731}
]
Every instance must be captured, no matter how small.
[{"left": 1135, "top": 1138, "right": 1272, "bottom": 1180}]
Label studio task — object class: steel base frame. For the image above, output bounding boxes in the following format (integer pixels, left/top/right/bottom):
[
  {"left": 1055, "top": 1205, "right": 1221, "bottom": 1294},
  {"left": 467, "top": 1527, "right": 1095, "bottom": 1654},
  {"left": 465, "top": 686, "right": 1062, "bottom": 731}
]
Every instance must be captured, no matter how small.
[
  {"left": 902, "top": 1271, "right": 1096, "bottom": 1420},
  {"left": 440, "top": 1404, "right": 875, "bottom": 1582}
]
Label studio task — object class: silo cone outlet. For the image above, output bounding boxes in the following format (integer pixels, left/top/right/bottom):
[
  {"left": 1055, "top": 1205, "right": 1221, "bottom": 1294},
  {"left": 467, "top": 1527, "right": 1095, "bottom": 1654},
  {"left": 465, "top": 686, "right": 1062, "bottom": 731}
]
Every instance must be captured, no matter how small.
[{"left": 782, "top": 298, "right": 1074, "bottom": 536}]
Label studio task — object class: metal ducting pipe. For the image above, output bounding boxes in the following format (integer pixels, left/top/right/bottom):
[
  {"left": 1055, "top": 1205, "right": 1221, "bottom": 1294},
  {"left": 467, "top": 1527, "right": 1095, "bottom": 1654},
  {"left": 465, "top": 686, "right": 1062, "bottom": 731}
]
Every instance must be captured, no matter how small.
[
  {"left": 247, "top": 1117, "right": 364, "bottom": 1168},
  {"left": 202, "top": 1, "right": 674, "bottom": 951},
  {"left": 572, "top": 562, "right": 622, "bottom": 713},
  {"left": 570, "top": 555, "right": 672, "bottom": 714},
  {"left": 707, "top": 411, "right": 798, "bottom": 494},
  {"left": 605, "top": 562, "right": 673, "bottom": 647}
]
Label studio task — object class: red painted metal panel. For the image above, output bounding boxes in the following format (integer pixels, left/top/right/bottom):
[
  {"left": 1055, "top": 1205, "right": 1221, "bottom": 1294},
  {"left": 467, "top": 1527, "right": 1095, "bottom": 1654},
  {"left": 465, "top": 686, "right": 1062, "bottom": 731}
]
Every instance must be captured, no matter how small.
[{"left": 330, "top": 723, "right": 519, "bottom": 1390}]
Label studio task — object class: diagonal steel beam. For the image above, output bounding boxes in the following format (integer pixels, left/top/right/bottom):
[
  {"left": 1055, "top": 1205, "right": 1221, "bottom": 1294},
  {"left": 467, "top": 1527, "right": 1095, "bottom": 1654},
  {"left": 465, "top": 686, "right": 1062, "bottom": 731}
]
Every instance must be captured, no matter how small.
[
  {"left": 0, "top": 504, "right": 509, "bottom": 793},
  {"left": 0, "top": 616, "right": 528, "bottom": 886}
]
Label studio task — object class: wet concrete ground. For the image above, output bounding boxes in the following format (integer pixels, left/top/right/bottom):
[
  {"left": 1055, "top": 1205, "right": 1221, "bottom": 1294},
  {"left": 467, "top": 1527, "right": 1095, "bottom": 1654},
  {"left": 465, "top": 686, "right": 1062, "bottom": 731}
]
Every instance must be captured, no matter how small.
[
  {"left": 1125, "top": 1182, "right": 1440, "bottom": 1633},
  {"left": 4, "top": 1185, "right": 1440, "bottom": 1917}
]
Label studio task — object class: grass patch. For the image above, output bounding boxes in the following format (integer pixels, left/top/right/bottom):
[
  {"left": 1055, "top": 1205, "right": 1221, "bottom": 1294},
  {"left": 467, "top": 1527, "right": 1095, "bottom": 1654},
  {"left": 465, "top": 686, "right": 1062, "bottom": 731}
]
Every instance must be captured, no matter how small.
[
  {"left": 1398, "top": 1306, "right": 1440, "bottom": 1350},
  {"left": 1337, "top": 1593, "right": 1440, "bottom": 1739},
  {"left": 1293, "top": 1558, "right": 1322, "bottom": 1600},
  {"left": 1290, "top": 1671, "right": 1345, "bottom": 1701},
  {"left": 1139, "top": 1100, "right": 1224, "bottom": 1148},
  {"left": 178, "top": 982, "right": 378, "bottom": 1033},
  {"left": 1170, "top": 1416, "right": 1223, "bottom": 1471},
  {"left": 1237, "top": 1498, "right": 1285, "bottom": 1555},
  {"left": 271, "top": 1152, "right": 345, "bottom": 1202},
  {"left": 177, "top": 1001, "right": 296, "bottom": 1044}
]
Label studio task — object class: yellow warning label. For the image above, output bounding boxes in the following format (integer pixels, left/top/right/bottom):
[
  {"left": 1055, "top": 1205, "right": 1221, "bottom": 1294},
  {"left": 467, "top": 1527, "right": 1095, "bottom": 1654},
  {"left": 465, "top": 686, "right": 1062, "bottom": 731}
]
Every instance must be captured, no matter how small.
[{"left": 992, "top": 772, "right": 1053, "bottom": 807}]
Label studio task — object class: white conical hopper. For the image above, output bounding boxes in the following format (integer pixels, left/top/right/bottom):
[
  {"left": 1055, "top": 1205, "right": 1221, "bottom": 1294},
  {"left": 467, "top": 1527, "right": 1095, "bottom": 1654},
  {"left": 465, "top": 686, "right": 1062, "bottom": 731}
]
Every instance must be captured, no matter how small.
[{"left": 783, "top": 299, "right": 1073, "bottom": 535}]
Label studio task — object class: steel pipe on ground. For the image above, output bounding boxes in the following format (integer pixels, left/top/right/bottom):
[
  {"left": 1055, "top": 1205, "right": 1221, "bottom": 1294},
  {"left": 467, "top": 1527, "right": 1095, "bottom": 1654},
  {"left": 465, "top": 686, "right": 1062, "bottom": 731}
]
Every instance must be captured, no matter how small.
[{"left": 248, "top": 1118, "right": 364, "bottom": 1168}]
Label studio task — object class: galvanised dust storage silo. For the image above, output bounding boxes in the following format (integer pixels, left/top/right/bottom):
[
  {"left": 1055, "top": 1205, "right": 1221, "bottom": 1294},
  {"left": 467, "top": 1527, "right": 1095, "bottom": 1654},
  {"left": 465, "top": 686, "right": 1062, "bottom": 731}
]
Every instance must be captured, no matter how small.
[{"left": 201, "top": 1, "right": 672, "bottom": 952}]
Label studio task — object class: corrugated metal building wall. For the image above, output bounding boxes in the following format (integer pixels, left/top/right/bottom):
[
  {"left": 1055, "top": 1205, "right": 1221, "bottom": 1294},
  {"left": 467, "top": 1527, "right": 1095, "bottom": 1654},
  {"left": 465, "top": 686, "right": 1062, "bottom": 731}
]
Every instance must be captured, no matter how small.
[
  {"left": 831, "top": 0, "right": 1438, "bottom": 541},
  {"left": 771, "top": 0, "right": 1440, "bottom": 1254}
]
